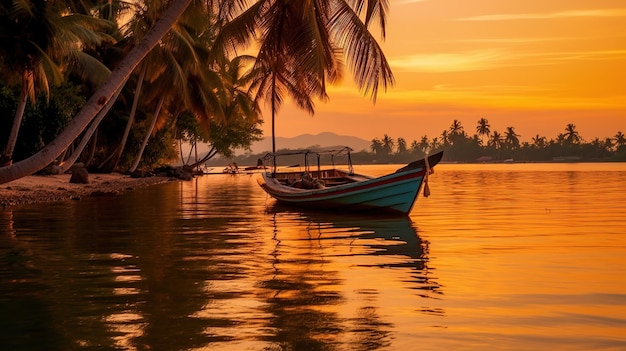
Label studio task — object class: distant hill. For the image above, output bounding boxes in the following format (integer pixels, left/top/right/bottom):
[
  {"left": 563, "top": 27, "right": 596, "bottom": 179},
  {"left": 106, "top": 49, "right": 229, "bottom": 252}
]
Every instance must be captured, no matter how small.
[{"left": 241, "top": 132, "right": 371, "bottom": 154}]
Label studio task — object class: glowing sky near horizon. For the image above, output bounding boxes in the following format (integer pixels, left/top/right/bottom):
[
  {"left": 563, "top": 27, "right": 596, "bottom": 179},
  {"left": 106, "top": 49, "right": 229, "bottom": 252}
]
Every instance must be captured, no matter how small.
[{"left": 263, "top": 0, "right": 626, "bottom": 143}]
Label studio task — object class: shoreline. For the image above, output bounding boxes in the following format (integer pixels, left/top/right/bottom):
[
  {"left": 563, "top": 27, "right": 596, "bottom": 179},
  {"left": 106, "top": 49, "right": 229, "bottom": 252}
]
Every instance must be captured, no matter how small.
[{"left": 1, "top": 173, "right": 175, "bottom": 209}]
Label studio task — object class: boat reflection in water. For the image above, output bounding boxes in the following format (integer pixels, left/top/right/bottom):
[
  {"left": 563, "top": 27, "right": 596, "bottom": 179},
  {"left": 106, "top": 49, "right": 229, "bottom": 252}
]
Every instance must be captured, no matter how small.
[{"left": 257, "top": 205, "right": 444, "bottom": 350}]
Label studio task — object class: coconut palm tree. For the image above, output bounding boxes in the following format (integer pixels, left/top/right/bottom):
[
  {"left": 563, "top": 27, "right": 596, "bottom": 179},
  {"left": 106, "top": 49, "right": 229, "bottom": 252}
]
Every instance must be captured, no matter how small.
[
  {"left": 430, "top": 137, "right": 441, "bottom": 151},
  {"left": 381, "top": 134, "right": 394, "bottom": 155},
  {"left": 218, "top": 0, "right": 394, "bottom": 152},
  {"left": 98, "top": 0, "right": 203, "bottom": 171},
  {"left": 488, "top": 131, "right": 504, "bottom": 159},
  {"left": 129, "top": 2, "right": 252, "bottom": 173},
  {"left": 55, "top": 81, "right": 128, "bottom": 174},
  {"left": 418, "top": 135, "right": 430, "bottom": 153},
  {"left": 564, "top": 123, "right": 581, "bottom": 145},
  {"left": 476, "top": 118, "right": 490, "bottom": 146},
  {"left": 614, "top": 131, "right": 625, "bottom": 149},
  {"left": 396, "top": 137, "right": 407, "bottom": 155},
  {"left": 0, "top": 0, "right": 112, "bottom": 166},
  {"left": 504, "top": 126, "right": 520, "bottom": 149},
  {"left": 531, "top": 134, "right": 547, "bottom": 149},
  {"left": 409, "top": 140, "right": 419, "bottom": 154},
  {"left": 440, "top": 130, "right": 450, "bottom": 147},
  {"left": 370, "top": 138, "right": 383, "bottom": 155},
  {"left": 448, "top": 119, "right": 464, "bottom": 136}
]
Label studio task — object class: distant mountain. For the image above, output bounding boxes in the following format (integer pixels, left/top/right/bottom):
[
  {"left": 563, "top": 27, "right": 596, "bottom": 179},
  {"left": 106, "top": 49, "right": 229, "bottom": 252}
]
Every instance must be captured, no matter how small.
[{"left": 241, "top": 132, "right": 371, "bottom": 154}]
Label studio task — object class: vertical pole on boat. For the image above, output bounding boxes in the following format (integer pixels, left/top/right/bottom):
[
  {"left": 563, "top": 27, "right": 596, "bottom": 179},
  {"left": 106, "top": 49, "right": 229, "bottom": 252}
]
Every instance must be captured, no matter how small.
[
  {"left": 272, "top": 154, "right": 276, "bottom": 174},
  {"left": 347, "top": 151, "right": 354, "bottom": 175},
  {"left": 423, "top": 153, "right": 431, "bottom": 197},
  {"left": 271, "top": 76, "right": 276, "bottom": 154},
  {"left": 317, "top": 153, "right": 321, "bottom": 176}
]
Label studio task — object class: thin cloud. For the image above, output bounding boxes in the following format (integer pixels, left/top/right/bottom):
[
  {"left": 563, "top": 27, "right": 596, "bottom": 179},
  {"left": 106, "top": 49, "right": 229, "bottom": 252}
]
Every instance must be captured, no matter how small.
[
  {"left": 460, "top": 8, "right": 626, "bottom": 21},
  {"left": 380, "top": 85, "right": 626, "bottom": 110},
  {"left": 454, "top": 34, "right": 626, "bottom": 45},
  {"left": 389, "top": 50, "right": 505, "bottom": 72},
  {"left": 395, "top": 0, "right": 425, "bottom": 4},
  {"left": 389, "top": 49, "right": 626, "bottom": 73}
]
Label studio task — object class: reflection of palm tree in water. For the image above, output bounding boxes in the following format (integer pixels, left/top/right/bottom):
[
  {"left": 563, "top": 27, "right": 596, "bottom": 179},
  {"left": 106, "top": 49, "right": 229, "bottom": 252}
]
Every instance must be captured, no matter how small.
[
  {"left": 261, "top": 212, "right": 344, "bottom": 349},
  {"left": 263, "top": 209, "right": 443, "bottom": 350},
  {"left": 275, "top": 208, "right": 442, "bottom": 296}
]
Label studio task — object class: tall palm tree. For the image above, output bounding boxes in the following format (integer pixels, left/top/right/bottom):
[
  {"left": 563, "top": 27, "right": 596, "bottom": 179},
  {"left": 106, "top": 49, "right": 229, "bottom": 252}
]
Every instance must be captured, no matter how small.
[
  {"left": 99, "top": 0, "right": 194, "bottom": 171},
  {"left": 218, "top": 0, "right": 394, "bottom": 152},
  {"left": 440, "top": 130, "right": 450, "bottom": 147},
  {"left": 564, "top": 123, "right": 581, "bottom": 145},
  {"left": 370, "top": 138, "right": 383, "bottom": 155},
  {"left": 396, "top": 137, "right": 407, "bottom": 155},
  {"left": 476, "top": 118, "right": 490, "bottom": 146},
  {"left": 448, "top": 119, "right": 464, "bottom": 136},
  {"left": 488, "top": 131, "right": 504, "bottom": 152},
  {"left": 409, "top": 140, "right": 419, "bottom": 154},
  {"left": 504, "top": 126, "right": 520, "bottom": 149},
  {"left": 531, "top": 134, "right": 547, "bottom": 149},
  {"left": 614, "top": 131, "right": 625, "bottom": 149},
  {"left": 381, "top": 134, "right": 394, "bottom": 155},
  {"left": 430, "top": 137, "right": 441, "bottom": 151},
  {"left": 0, "top": 0, "right": 112, "bottom": 165},
  {"left": 418, "top": 135, "right": 430, "bottom": 153}
]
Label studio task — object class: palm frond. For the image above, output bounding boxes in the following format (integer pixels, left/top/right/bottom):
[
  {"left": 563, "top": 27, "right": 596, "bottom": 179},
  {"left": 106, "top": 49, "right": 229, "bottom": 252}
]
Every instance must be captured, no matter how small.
[
  {"left": 67, "top": 51, "right": 112, "bottom": 87},
  {"left": 330, "top": 1, "right": 394, "bottom": 101}
]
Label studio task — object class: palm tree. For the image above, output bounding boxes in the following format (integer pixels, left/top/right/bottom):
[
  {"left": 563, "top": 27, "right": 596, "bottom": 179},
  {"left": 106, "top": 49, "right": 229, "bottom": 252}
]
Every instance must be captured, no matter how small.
[
  {"left": 219, "top": 0, "right": 394, "bottom": 152},
  {"left": 476, "top": 118, "right": 490, "bottom": 146},
  {"left": 614, "top": 131, "right": 625, "bottom": 149},
  {"left": 564, "top": 123, "right": 581, "bottom": 145},
  {"left": 175, "top": 55, "right": 263, "bottom": 170},
  {"left": 381, "top": 134, "right": 394, "bottom": 155},
  {"left": 488, "top": 131, "right": 504, "bottom": 151},
  {"left": 370, "top": 138, "right": 383, "bottom": 155},
  {"left": 418, "top": 135, "right": 430, "bottom": 153},
  {"left": 396, "top": 137, "right": 407, "bottom": 155},
  {"left": 125, "top": 2, "right": 227, "bottom": 172},
  {"left": 504, "top": 126, "right": 520, "bottom": 149},
  {"left": 448, "top": 119, "right": 464, "bottom": 136},
  {"left": 409, "top": 140, "right": 419, "bottom": 154},
  {"left": 430, "top": 137, "right": 441, "bottom": 151},
  {"left": 55, "top": 81, "right": 128, "bottom": 174},
  {"left": 0, "top": 0, "right": 194, "bottom": 184},
  {"left": 531, "top": 134, "right": 545, "bottom": 148},
  {"left": 0, "top": 0, "right": 112, "bottom": 165}
]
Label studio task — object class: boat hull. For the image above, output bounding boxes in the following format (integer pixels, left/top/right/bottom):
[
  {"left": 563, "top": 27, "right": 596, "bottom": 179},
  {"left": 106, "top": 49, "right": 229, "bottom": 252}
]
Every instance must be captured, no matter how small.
[
  {"left": 257, "top": 151, "right": 443, "bottom": 215},
  {"left": 258, "top": 166, "right": 428, "bottom": 215}
]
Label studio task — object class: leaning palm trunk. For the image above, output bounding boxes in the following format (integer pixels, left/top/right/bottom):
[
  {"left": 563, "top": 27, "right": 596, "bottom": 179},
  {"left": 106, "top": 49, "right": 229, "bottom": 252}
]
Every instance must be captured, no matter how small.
[
  {"left": 98, "top": 65, "right": 147, "bottom": 171},
  {"left": 187, "top": 146, "right": 218, "bottom": 170},
  {"left": 0, "top": 0, "right": 193, "bottom": 184},
  {"left": 56, "top": 81, "right": 127, "bottom": 174},
  {"left": 1, "top": 83, "right": 29, "bottom": 166},
  {"left": 128, "top": 94, "right": 164, "bottom": 173}
]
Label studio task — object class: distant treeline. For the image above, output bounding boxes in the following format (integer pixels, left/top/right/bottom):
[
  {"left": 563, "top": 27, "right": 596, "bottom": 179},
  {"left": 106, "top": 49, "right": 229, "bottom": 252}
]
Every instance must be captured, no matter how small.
[{"left": 208, "top": 119, "right": 626, "bottom": 166}]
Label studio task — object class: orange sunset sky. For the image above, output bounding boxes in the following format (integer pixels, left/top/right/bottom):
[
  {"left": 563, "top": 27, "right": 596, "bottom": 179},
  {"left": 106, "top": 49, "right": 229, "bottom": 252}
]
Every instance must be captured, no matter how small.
[{"left": 263, "top": 0, "right": 626, "bottom": 143}]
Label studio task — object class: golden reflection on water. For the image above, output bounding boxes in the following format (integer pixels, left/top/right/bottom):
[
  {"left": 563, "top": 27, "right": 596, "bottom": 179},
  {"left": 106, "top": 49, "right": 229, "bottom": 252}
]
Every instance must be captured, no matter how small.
[
  {"left": 1, "top": 163, "right": 625, "bottom": 350},
  {"left": 409, "top": 163, "right": 626, "bottom": 350}
]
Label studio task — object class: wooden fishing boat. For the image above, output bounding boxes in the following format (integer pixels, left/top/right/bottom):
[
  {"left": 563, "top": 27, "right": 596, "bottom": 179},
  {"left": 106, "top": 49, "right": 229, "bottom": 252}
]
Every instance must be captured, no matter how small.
[{"left": 257, "top": 147, "right": 443, "bottom": 215}]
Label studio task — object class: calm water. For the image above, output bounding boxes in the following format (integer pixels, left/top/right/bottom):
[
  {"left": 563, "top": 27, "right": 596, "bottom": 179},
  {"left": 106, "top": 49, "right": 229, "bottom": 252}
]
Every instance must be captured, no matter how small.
[{"left": 1, "top": 163, "right": 625, "bottom": 351}]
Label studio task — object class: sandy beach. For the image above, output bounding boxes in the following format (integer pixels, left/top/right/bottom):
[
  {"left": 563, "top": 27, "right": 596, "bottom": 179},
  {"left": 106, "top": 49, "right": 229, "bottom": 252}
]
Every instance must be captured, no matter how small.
[{"left": 0, "top": 173, "right": 174, "bottom": 208}]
